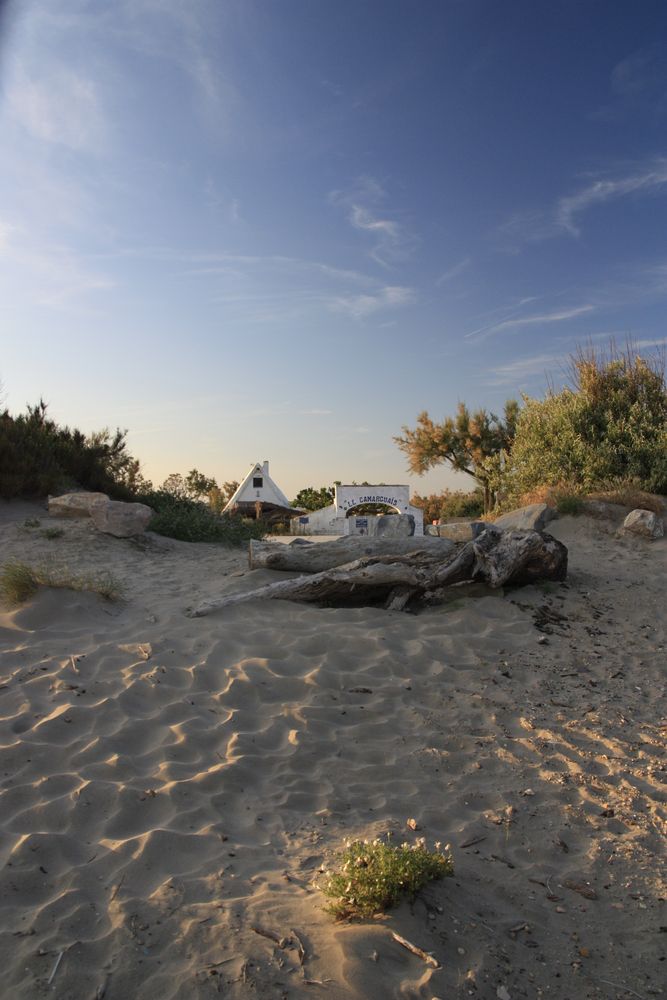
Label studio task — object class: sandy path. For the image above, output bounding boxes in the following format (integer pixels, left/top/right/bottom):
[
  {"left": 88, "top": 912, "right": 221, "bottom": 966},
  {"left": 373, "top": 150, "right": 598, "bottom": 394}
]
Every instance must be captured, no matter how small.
[{"left": 0, "top": 501, "right": 665, "bottom": 1000}]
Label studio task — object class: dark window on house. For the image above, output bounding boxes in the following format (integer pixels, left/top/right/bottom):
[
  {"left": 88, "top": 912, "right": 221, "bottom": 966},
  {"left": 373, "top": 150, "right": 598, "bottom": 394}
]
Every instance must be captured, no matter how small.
[{"left": 253, "top": 477, "right": 263, "bottom": 488}]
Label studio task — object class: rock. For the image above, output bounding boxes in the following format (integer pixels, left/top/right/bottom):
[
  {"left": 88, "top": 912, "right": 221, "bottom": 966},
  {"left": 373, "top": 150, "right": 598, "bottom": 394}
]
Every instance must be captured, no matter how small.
[
  {"left": 49, "top": 492, "right": 109, "bottom": 519},
  {"left": 493, "top": 503, "right": 557, "bottom": 532},
  {"left": 435, "top": 521, "right": 486, "bottom": 542},
  {"left": 622, "top": 508, "right": 664, "bottom": 539},
  {"left": 374, "top": 514, "right": 415, "bottom": 538},
  {"left": 90, "top": 499, "right": 154, "bottom": 537}
]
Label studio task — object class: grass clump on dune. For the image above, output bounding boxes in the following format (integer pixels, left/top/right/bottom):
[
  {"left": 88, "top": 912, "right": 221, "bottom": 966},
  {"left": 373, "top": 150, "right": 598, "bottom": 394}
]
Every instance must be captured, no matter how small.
[
  {"left": 321, "top": 836, "right": 453, "bottom": 920},
  {"left": 0, "top": 561, "right": 124, "bottom": 606}
]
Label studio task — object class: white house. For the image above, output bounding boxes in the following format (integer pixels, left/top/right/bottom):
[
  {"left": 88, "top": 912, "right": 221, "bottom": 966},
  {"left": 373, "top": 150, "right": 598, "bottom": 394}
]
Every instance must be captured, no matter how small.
[{"left": 223, "top": 461, "right": 297, "bottom": 520}]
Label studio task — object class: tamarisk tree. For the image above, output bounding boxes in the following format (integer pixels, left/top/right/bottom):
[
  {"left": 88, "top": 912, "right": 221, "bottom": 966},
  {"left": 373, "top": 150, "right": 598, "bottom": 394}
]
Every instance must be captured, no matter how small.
[{"left": 395, "top": 400, "right": 519, "bottom": 513}]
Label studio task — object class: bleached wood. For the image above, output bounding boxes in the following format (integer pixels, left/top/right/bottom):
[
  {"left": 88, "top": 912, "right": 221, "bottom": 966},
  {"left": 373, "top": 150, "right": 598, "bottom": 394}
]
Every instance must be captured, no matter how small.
[{"left": 248, "top": 536, "right": 456, "bottom": 573}]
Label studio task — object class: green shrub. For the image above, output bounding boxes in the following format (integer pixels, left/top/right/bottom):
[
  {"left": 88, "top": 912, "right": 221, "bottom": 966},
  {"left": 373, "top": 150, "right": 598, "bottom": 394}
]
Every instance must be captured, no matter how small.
[
  {"left": 0, "top": 400, "right": 146, "bottom": 500},
  {"left": 138, "top": 490, "right": 267, "bottom": 544},
  {"left": 321, "top": 836, "right": 453, "bottom": 920},
  {"left": 555, "top": 492, "right": 584, "bottom": 515},
  {"left": 503, "top": 347, "right": 667, "bottom": 504},
  {"left": 412, "top": 488, "right": 484, "bottom": 524}
]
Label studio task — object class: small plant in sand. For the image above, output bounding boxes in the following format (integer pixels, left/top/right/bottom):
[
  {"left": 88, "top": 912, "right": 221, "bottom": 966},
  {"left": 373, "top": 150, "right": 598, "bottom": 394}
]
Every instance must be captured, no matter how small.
[
  {"left": 42, "top": 527, "right": 65, "bottom": 539},
  {"left": 22, "top": 518, "right": 41, "bottom": 529},
  {"left": 0, "top": 561, "right": 124, "bottom": 606},
  {"left": 321, "top": 836, "right": 453, "bottom": 920}
]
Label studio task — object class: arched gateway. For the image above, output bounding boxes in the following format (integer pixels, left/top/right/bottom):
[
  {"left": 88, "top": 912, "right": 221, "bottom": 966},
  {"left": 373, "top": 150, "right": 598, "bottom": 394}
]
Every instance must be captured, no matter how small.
[{"left": 290, "top": 483, "right": 424, "bottom": 537}]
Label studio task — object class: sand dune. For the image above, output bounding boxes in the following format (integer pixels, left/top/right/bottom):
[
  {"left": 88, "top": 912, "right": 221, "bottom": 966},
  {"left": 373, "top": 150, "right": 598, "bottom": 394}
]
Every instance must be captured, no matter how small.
[{"left": 0, "top": 500, "right": 665, "bottom": 1000}]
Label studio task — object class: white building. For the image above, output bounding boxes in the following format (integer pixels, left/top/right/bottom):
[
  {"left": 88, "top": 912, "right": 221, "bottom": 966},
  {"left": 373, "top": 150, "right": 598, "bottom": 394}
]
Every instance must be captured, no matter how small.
[
  {"left": 223, "top": 461, "right": 297, "bottom": 520},
  {"left": 290, "top": 483, "right": 424, "bottom": 536}
]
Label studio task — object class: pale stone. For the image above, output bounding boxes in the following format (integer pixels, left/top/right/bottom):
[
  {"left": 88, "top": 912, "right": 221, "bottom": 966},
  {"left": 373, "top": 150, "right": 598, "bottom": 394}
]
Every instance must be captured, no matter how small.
[
  {"left": 49, "top": 492, "right": 109, "bottom": 519},
  {"left": 622, "top": 508, "right": 664, "bottom": 539},
  {"left": 493, "top": 503, "right": 557, "bottom": 532},
  {"left": 436, "top": 521, "right": 486, "bottom": 542},
  {"left": 91, "top": 500, "right": 154, "bottom": 537},
  {"left": 375, "top": 514, "right": 415, "bottom": 538}
]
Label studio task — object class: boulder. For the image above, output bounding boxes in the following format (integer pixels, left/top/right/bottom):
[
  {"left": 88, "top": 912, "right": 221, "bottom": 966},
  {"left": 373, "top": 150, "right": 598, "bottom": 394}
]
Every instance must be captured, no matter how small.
[
  {"left": 374, "top": 514, "right": 415, "bottom": 538},
  {"left": 622, "top": 509, "right": 664, "bottom": 540},
  {"left": 49, "top": 492, "right": 109, "bottom": 518},
  {"left": 493, "top": 503, "right": 557, "bottom": 532},
  {"left": 91, "top": 499, "right": 154, "bottom": 538},
  {"left": 435, "top": 521, "right": 486, "bottom": 543}
]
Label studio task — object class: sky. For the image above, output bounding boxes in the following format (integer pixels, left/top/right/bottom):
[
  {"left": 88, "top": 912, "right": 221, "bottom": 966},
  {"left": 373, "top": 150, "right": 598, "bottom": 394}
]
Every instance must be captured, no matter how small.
[{"left": 1, "top": 0, "right": 666, "bottom": 499}]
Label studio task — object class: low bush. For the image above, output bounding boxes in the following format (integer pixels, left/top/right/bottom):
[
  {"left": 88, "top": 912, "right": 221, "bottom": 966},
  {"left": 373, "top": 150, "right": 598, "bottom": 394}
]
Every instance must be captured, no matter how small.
[
  {"left": 138, "top": 490, "right": 267, "bottom": 544},
  {"left": 320, "top": 836, "right": 453, "bottom": 920},
  {"left": 412, "top": 488, "right": 484, "bottom": 524}
]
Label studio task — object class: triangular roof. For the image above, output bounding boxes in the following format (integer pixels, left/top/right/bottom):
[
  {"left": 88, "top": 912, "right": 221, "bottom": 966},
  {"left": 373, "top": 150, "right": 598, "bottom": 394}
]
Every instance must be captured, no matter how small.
[{"left": 223, "top": 461, "right": 293, "bottom": 513}]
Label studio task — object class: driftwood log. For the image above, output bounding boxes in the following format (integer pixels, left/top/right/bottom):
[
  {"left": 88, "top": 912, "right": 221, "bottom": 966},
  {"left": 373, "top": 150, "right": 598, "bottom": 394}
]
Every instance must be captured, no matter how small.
[
  {"left": 249, "top": 536, "right": 456, "bottom": 572},
  {"left": 189, "top": 527, "right": 567, "bottom": 617}
]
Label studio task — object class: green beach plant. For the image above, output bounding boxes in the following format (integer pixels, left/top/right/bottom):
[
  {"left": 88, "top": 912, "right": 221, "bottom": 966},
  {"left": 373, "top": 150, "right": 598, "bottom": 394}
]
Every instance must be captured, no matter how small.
[{"left": 320, "top": 836, "right": 453, "bottom": 920}]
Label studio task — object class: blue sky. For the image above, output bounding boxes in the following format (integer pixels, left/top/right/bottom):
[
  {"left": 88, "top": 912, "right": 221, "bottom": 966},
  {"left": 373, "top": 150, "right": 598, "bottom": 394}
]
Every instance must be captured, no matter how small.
[{"left": 1, "top": 0, "right": 666, "bottom": 498}]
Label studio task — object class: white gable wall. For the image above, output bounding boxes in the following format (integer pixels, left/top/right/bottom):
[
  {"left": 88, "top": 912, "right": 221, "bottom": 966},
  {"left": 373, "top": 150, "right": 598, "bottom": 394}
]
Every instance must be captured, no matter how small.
[{"left": 223, "top": 461, "right": 292, "bottom": 512}]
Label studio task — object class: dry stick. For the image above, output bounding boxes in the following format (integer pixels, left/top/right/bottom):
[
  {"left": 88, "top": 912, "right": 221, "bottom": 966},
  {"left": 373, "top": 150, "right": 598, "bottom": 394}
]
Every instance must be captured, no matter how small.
[
  {"left": 458, "top": 835, "right": 487, "bottom": 849},
  {"left": 70, "top": 656, "right": 79, "bottom": 674},
  {"left": 390, "top": 931, "right": 440, "bottom": 969},
  {"left": 109, "top": 873, "right": 125, "bottom": 902},
  {"left": 47, "top": 950, "right": 65, "bottom": 986},
  {"left": 251, "top": 925, "right": 288, "bottom": 949},
  {"left": 598, "top": 980, "right": 645, "bottom": 1000},
  {"left": 291, "top": 928, "right": 306, "bottom": 966}
]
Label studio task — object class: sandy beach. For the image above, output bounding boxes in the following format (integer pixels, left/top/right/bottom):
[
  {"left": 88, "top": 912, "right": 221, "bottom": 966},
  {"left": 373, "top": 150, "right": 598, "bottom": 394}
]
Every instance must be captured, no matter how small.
[{"left": 0, "top": 500, "right": 665, "bottom": 1000}]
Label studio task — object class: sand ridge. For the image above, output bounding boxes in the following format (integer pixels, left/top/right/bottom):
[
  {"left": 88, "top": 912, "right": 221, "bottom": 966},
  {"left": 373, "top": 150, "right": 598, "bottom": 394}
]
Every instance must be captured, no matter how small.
[{"left": 0, "top": 500, "right": 665, "bottom": 999}]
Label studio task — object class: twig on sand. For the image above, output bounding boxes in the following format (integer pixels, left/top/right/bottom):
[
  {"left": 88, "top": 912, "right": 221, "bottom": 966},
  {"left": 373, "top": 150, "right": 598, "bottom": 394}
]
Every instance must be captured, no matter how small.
[
  {"left": 251, "top": 925, "right": 288, "bottom": 949},
  {"left": 95, "top": 972, "right": 111, "bottom": 999},
  {"left": 458, "top": 835, "right": 487, "bottom": 849},
  {"left": 109, "top": 873, "right": 125, "bottom": 902},
  {"left": 390, "top": 931, "right": 440, "bottom": 969},
  {"left": 70, "top": 656, "right": 79, "bottom": 674},
  {"left": 291, "top": 928, "right": 306, "bottom": 965},
  {"left": 47, "top": 950, "right": 65, "bottom": 986},
  {"left": 598, "top": 980, "right": 645, "bottom": 1000}
]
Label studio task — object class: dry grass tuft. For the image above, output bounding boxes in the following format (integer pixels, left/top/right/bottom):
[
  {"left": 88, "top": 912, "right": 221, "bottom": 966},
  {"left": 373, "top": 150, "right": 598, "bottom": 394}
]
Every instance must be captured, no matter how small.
[{"left": 0, "top": 561, "right": 124, "bottom": 606}]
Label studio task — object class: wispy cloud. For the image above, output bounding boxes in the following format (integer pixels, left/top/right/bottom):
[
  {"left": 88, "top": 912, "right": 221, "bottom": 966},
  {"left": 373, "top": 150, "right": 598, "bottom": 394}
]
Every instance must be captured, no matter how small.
[
  {"left": 436, "top": 256, "right": 471, "bottom": 286},
  {"left": 556, "top": 161, "right": 667, "bottom": 236},
  {"left": 7, "top": 61, "right": 108, "bottom": 153},
  {"left": 329, "top": 176, "right": 418, "bottom": 267},
  {"left": 499, "top": 158, "right": 667, "bottom": 248},
  {"left": 592, "top": 46, "right": 667, "bottom": 120},
  {"left": 466, "top": 304, "right": 594, "bottom": 340},
  {"left": 331, "top": 285, "right": 415, "bottom": 319},
  {"left": 482, "top": 352, "right": 565, "bottom": 386}
]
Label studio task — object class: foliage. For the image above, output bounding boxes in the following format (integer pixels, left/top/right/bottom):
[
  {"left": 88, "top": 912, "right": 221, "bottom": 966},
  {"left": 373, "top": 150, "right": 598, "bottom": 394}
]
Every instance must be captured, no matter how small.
[
  {"left": 554, "top": 492, "right": 584, "bottom": 516},
  {"left": 138, "top": 490, "right": 267, "bottom": 544},
  {"left": 0, "top": 560, "right": 124, "bottom": 605},
  {"left": 411, "top": 488, "right": 485, "bottom": 524},
  {"left": 504, "top": 347, "right": 667, "bottom": 503},
  {"left": 321, "top": 836, "right": 453, "bottom": 920},
  {"left": 161, "top": 470, "right": 239, "bottom": 514},
  {"left": 395, "top": 400, "right": 519, "bottom": 512},
  {"left": 208, "top": 481, "right": 239, "bottom": 514},
  {"left": 293, "top": 486, "right": 335, "bottom": 511},
  {"left": 0, "top": 400, "right": 147, "bottom": 499}
]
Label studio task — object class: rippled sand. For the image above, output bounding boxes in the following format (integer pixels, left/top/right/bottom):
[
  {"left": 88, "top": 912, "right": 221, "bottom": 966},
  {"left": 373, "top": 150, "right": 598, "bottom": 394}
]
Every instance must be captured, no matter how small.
[{"left": 0, "top": 500, "right": 665, "bottom": 1000}]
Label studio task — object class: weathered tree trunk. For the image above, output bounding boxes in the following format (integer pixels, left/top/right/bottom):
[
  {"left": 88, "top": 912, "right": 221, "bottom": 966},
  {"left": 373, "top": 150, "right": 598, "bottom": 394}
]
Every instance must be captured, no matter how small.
[
  {"left": 248, "top": 536, "right": 456, "bottom": 573},
  {"left": 188, "top": 528, "right": 567, "bottom": 617}
]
